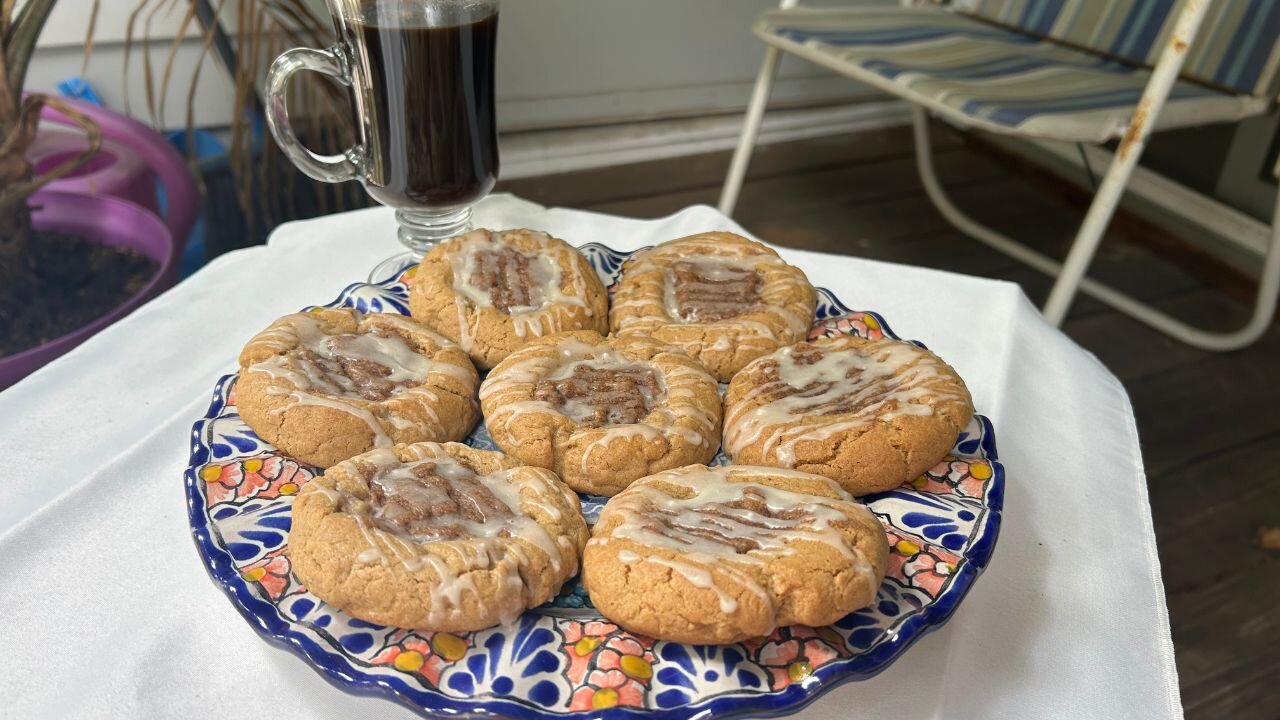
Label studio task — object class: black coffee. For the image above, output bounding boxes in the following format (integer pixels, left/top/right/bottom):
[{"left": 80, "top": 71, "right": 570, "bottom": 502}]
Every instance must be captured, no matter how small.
[{"left": 349, "top": 9, "right": 499, "bottom": 208}]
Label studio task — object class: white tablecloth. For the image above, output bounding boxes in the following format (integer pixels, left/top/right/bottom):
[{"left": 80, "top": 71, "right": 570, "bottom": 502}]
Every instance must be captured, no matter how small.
[{"left": 0, "top": 195, "right": 1180, "bottom": 719}]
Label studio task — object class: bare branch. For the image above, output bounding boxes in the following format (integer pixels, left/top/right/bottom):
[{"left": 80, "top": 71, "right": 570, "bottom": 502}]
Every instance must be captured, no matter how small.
[
  {"left": 158, "top": 0, "right": 199, "bottom": 128},
  {"left": 123, "top": 0, "right": 154, "bottom": 117},
  {"left": 5, "top": 0, "right": 58, "bottom": 95},
  {"left": 81, "top": 0, "right": 101, "bottom": 73},
  {"left": 0, "top": 94, "right": 103, "bottom": 209}
]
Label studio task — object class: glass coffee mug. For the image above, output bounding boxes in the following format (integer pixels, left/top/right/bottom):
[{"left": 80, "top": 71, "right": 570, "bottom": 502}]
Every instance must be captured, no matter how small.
[{"left": 266, "top": 0, "right": 499, "bottom": 280}]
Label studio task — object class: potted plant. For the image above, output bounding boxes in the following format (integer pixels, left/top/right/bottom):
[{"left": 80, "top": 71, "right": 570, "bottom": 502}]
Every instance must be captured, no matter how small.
[
  {"left": 0, "top": 0, "right": 344, "bottom": 390},
  {"left": 0, "top": 3, "right": 187, "bottom": 389}
]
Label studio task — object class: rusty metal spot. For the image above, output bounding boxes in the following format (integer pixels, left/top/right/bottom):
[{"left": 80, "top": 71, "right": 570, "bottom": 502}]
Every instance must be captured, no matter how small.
[{"left": 1118, "top": 97, "right": 1154, "bottom": 161}]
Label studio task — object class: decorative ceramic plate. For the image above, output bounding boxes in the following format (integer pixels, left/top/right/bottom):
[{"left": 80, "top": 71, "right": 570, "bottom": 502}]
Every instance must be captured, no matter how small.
[{"left": 186, "top": 243, "right": 1004, "bottom": 719}]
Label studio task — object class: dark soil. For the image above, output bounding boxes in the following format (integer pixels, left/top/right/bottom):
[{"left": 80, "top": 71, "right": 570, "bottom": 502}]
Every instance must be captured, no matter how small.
[{"left": 0, "top": 230, "right": 157, "bottom": 358}]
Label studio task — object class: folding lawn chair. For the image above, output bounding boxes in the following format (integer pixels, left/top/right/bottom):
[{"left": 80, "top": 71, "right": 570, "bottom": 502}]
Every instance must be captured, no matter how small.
[{"left": 720, "top": 0, "right": 1280, "bottom": 350}]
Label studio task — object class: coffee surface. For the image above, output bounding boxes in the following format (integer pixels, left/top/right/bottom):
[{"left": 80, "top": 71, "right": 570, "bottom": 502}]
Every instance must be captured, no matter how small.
[{"left": 348, "top": 7, "right": 499, "bottom": 208}]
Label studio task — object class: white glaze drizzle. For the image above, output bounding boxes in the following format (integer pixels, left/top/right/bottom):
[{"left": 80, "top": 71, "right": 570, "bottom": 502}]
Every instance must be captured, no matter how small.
[
  {"left": 250, "top": 314, "right": 433, "bottom": 396},
  {"left": 369, "top": 314, "right": 476, "bottom": 385},
  {"left": 542, "top": 354, "right": 663, "bottom": 426},
  {"left": 322, "top": 446, "right": 573, "bottom": 628},
  {"left": 479, "top": 340, "right": 720, "bottom": 474},
  {"left": 708, "top": 335, "right": 734, "bottom": 353},
  {"left": 662, "top": 255, "right": 761, "bottom": 323},
  {"left": 725, "top": 340, "right": 966, "bottom": 466},
  {"left": 447, "top": 231, "right": 595, "bottom": 347},
  {"left": 450, "top": 230, "right": 588, "bottom": 310},
  {"left": 453, "top": 292, "right": 478, "bottom": 352},
  {"left": 245, "top": 312, "right": 467, "bottom": 445},
  {"left": 451, "top": 232, "right": 565, "bottom": 312},
  {"left": 611, "top": 238, "right": 811, "bottom": 339},
  {"left": 594, "top": 465, "right": 879, "bottom": 621}
]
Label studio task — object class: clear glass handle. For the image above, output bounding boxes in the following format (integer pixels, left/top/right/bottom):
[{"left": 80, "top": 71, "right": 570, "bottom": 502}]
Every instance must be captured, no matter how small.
[{"left": 265, "top": 44, "right": 362, "bottom": 183}]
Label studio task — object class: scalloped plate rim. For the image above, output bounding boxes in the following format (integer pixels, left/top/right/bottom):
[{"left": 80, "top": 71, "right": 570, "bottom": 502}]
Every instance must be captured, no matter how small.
[{"left": 185, "top": 244, "right": 1005, "bottom": 720}]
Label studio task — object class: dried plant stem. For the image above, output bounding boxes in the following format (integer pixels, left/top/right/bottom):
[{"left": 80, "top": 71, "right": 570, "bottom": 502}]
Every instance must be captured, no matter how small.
[
  {"left": 158, "top": 0, "right": 200, "bottom": 129},
  {"left": 123, "top": 0, "right": 153, "bottom": 117},
  {"left": 139, "top": 0, "right": 181, "bottom": 125},
  {"left": 1, "top": 1, "right": 14, "bottom": 39},
  {"left": 0, "top": 41, "right": 28, "bottom": 272},
  {"left": 0, "top": 95, "right": 103, "bottom": 209},
  {"left": 182, "top": 0, "right": 228, "bottom": 192},
  {"left": 113, "top": 0, "right": 350, "bottom": 232},
  {"left": 81, "top": 0, "right": 101, "bottom": 73}
]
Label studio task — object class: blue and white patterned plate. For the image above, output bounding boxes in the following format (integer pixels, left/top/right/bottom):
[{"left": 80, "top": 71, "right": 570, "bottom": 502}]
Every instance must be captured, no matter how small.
[{"left": 186, "top": 243, "right": 1004, "bottom": 719}]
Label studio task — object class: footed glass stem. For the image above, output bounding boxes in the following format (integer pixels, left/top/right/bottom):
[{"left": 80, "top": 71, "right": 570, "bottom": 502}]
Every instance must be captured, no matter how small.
[{"left": 367, "top": 205, "right": 474, "bottom": 281}]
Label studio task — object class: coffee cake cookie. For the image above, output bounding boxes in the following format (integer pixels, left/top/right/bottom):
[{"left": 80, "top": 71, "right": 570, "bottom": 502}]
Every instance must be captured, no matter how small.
[
  {"left": 724, "top": 336, "right": 973, "bottom": 496},
  {"left": 289, "top": 442, "right": 588, "bottom": 632},
  {"left": 479, "top": 330, "right": 722, "bottom": 496},
  {"left": 237, "top": 308, "right": 479, "bottom": 468},
  {"left": 582, "top": 464, "right": 888, "bottom": 644},
  {"left": 609, "top": 232, "right": 816, "bottom": 381},
  {"left": 408, "top": 228, "right": 609, "bottom": 369}
]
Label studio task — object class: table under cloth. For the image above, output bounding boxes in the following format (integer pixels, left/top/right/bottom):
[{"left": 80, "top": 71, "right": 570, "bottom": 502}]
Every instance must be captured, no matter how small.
[{"left": 0, "top": 195, "right": 1181, "bottom": 719}]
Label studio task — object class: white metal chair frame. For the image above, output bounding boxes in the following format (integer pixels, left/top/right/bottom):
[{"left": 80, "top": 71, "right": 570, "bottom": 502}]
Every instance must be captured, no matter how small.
[{"left": 720, "top": 0, "right": 1280, "bottom": 351}]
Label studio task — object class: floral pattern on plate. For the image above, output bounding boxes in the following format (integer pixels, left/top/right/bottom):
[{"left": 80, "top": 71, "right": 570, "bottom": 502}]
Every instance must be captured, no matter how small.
[{"left": 185, "top": 243, "right": 1004, "bottom": 719}]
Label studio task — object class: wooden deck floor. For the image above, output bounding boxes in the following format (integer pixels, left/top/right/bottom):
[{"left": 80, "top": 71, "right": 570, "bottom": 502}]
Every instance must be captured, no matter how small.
[{"left": 498, "top": 125, "right": 1280, "bottom": 720}]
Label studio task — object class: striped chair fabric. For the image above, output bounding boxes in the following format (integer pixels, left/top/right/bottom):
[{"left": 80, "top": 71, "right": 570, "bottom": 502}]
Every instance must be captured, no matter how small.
[
  {"left": 754, "top": 4, "right": 1276, "bottom": 142},
  {"left": 965, "top": 0, "right": 1280, "bottom": 96}
]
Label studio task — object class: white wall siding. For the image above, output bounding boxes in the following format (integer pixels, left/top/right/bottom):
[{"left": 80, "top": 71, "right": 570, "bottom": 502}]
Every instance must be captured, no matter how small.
[{"left": 27, "top": 0, "right": 892, "bottom": 131}]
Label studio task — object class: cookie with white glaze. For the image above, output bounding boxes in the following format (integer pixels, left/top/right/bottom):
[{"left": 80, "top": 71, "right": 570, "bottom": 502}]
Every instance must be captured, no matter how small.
[
  {"left": 237, "top": 308, "right": 480, "bottom": 468},
  {"left": 582, "top": 464, "right": 888, "bottom": 644},
  {"left": 479, "top": 330, "right": 722, "bottom": 496},
  {"left": 408, "top": 228, "right": 609, "bottom": 370},
  {"left": 724, "top": 336, "right": 973, "bottom": 496},
  {"left": 288, "top": 442, "right": 588, "bottom": 632},
  {"left": 609, "top": 232, "right": 817, "bottom": 382}
]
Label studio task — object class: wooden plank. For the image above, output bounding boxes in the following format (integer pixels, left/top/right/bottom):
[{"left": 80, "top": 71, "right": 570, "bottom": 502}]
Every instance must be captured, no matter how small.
[
  {"left": 968, "top": 133, "right": 1259, "bottom": 305},
  {"left": 988, "top": 253, "right": 1204, "bottom": 322},
  {"left": 1063, "top": 301, "right": 1209, "bottom": 383},
  {"left": 1151, "top": 433, "right": 1280, "bottom": 720},
  {"left": 959, "top": 204, "right": 1208, "bottom": 321},
  {"left": 1151, "top": 431, "right": 1280, "bottom": 558},
  {"left": 747, "top": 177, "right": 1063, "bottom": 257},
  {"left": 1064, "top": 285, "right": 1280, "bottom": 384},
  {"left": 1174, "top": 572, "right": 1280, "bottom": 720},
  {"left": 968, "top": 211, "right": 1209, "bottom": 322},
  {"left": 1151, "top": 431, "right": 1280, "bottom": 596},
  {"left": 1125, "top": 345, "right": 1280, "bottom": 478},
  {"left": 846, "top": 216, "right": 1033, "bottom": 278},
  {"left": 586, "top": 146, "right": 1009, "bottom": 222}
]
